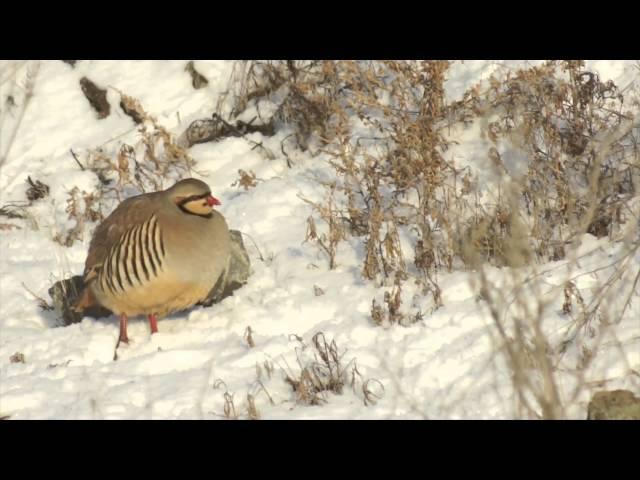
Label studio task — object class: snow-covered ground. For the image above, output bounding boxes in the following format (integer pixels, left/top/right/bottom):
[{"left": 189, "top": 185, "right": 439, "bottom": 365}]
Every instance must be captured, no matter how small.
[{"left": 1, "top": 60, "right": 638, "bottom": 419}]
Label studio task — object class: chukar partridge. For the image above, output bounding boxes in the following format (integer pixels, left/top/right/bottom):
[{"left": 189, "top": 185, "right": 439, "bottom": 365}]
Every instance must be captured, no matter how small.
[{"left": 74, "top": 178, "right": 231, "bottom": 344}]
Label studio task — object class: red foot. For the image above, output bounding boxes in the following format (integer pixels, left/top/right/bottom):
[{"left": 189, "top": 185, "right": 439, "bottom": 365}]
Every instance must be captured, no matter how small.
[
  {"left": 148, "top": 314, "right": 158, "bottom": 334},
  {"left": 118, "top": 314, "right": 129, "bottom": 344}
]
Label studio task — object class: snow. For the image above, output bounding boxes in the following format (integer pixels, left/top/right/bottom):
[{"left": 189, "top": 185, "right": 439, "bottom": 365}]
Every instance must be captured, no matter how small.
[{"left": 1, "top": 60, "right": 638, "bottom": 419}]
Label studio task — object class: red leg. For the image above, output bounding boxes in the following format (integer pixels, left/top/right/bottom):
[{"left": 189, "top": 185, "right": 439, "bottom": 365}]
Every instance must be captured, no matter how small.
[
  {"left": 148, "top": 314, "right": 158, "bottom": 334},
  {"left": 118, "top": 314, "right": 129, "bottom": 344}
]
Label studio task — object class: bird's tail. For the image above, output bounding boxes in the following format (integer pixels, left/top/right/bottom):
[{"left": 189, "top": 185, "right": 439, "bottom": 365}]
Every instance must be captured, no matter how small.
[{"left": 72, "top": 284, "right": 96, "bottom": 313}]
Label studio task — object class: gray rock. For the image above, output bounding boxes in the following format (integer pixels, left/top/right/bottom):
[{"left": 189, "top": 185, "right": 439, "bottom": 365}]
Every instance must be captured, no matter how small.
[
  {"left": 587, "top": 389, "right": 640, "bottom": 420},
  {"left": 200, "top": 230, "right": 251, "bottom": 306},
  {"left": 49, "top": 229, "right": 251, "bottom": 326}
]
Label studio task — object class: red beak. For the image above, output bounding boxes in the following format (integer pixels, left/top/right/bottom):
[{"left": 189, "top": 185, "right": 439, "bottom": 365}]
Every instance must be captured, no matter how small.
[{"left": 207, "top": 195, "right": 221, "bottom": 206}]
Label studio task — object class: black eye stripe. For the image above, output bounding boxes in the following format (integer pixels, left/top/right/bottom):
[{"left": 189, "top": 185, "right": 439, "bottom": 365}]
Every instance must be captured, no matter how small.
[{"left": 180, "top": 193, "right": 211, "bottom": 205}]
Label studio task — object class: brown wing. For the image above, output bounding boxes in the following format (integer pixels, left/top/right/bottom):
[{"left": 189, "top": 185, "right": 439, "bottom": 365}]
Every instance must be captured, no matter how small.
[{"left": 83, "top": 193, "right": 161, "bottom": 282}]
